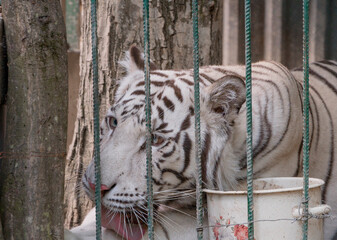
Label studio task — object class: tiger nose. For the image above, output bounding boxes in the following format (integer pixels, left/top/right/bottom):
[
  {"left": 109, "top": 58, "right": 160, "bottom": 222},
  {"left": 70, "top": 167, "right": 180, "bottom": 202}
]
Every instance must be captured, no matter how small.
[{"left": 88, "top": 181, "right": 111, "bottom": 192}]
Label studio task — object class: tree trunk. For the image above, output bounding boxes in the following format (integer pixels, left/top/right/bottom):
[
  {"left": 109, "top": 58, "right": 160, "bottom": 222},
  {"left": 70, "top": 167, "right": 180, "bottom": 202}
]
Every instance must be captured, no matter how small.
[
  {"left": 0, "top": 9, "right": 7, "bottom": 240},
  {"left": 64, "top": 0, "right": 223, "bottom": 228},
  {"left": 0, "top": 1, "right": 68, "bottom": 239}
]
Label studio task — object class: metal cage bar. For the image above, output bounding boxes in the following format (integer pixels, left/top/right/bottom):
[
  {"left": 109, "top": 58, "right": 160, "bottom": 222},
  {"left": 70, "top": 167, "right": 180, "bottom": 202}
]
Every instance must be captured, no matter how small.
[
  {"left": 302, "top": 0, "right": 310, "bottom": 239},
  {"left": 142, "top": 0, "right": 155, "bottom": 239},
  {"left": 191, "top": 1, "right": 203, "bottom": 240},
  {"left": 244, "top": 0, "right": 254, "bottom": 239},
  {"left": 90, "top": 0, "right": 102, "bottom": 239}
]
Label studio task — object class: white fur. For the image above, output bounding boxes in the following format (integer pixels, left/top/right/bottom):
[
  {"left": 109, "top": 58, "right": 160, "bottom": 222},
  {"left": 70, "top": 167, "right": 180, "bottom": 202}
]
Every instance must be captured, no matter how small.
[{"left": 67, "top": 54, "right": 337, "bottom": 239}]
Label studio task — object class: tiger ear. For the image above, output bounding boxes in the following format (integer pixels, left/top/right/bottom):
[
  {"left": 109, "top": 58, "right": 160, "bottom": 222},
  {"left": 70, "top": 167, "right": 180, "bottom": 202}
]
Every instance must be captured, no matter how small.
[
  {"left": 206, "top": 75, "right": 246, "bottom": 118},
  {"left": 121, "top": 45, "right": 157, "bottom": 73}
]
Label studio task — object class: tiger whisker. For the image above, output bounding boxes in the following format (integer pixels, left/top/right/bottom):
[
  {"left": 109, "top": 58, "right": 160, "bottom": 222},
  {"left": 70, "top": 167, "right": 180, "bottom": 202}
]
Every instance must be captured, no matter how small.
[
  {"left": 154, "top": 189, "right": 196, "bottom": 196},
  {"left": 154, "top": 197, "right": 192, "bottom": 202},
  {"left": 153, "top": 210, "right": 179, "bottom": 229},
  {"left": 123, "top": 208, "right": 129, "bottom": 238},
  {"left": 154, "top": 193, "right": 196, "bottom": 201},
  {"left": 153, "top": 203, "right": 196, "bottom": 219},
  {"left": 155, "top": 215, "right": 181, "bottom": 237},
  {"left": 105, "top": 207, "right": 118, "bottom": 228},
  {"left": 131, "top": 206, "right": 145, "bottom": 237},
  {"left": 126, "top": 207, "right": 135, "bottom": 237},
  {"left": 154, "top": 214, "right": 176, "bottom": 234},
  {"left": 107, "top": 210, "right": 117, "bottom": 224},
  {"left": 131, "top": 208, "right": 165, "bottom": 240},
  {"left": 116, "top": 208, "right": 122, "bottom": 236},
  {"left": 155, "top": 195, "right": 195, "bottom": 200},
  {"left": 153, "top": 188, "right": 195, "bottom": 194},
  {"left": 135, "top": 202, "right": 185, "bottom": 233}
]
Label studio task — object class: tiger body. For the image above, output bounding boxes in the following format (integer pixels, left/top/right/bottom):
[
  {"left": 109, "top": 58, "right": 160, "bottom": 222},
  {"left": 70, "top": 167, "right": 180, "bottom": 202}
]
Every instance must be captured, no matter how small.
[{"left": 67, "top": 47, "right": 337, "bottom": 240}]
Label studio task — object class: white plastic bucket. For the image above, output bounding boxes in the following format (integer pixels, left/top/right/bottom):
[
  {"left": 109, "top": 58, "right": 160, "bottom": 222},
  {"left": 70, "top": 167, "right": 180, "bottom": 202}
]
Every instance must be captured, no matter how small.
[{"left": 204, "top": 177, "right": 330, "bottom": 240}]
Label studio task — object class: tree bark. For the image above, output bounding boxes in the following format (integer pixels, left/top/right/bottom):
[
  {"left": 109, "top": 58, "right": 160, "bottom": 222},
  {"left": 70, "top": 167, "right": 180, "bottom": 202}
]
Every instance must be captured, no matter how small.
[
  {"left": 64, "top": 0, "right": 223, "bottom": 228},
  {"left": 0, "top": 9, "right": 7, "bottom": 240},
  {"left": 0, "top": 1, "right": 68, "bottom": 239}
]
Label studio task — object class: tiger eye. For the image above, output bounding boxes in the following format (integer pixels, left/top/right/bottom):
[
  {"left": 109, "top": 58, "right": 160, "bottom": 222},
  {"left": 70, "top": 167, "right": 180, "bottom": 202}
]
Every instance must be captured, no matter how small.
[
  {"left": 152, "top": 134, "right": 165, "bottom": 146},
  {"left": 108, "top": 116, "right": 118, "bottom": 129}
]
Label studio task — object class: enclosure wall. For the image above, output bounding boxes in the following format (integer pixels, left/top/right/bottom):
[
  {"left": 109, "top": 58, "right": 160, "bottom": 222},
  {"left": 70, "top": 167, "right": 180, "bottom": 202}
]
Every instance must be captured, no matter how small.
[{"left": 223, "top": 0, "right": 337, "bottom": 68}]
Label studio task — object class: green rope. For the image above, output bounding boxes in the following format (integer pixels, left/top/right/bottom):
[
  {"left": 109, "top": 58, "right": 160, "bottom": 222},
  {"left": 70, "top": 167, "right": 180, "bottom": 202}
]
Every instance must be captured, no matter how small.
[
  {"left": 90, "top": 0, "right": 102, "bottom": 239},
  {"left": 302, "top": 0, "right": 310, "bottom": 239},
  {"left": 192, "top": 1, "right": 203, "bottom": 239},
  {"left": 244, "top": 0, "right": 254, "bottom": 239},
  {"left": 142, "top": 0, "right": 154, "bottom": 239}
]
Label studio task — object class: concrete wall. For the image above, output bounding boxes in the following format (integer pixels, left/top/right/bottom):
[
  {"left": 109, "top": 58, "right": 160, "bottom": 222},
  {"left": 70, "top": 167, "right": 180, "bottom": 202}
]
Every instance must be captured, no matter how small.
[
  {"left": 66, "top": 52, "right": 80, "bottom": 148},
  {"left": 61, "top": 0, "right": 80, "bottom": 149},
  {"left": 223, "top": 0, "right": 337, "bottom": 69}
]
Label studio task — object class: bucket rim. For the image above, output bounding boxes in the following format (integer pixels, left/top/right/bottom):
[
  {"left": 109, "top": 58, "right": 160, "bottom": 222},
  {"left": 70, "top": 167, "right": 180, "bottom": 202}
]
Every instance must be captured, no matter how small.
[{"left": 203, "top": 177, "right": 324, "bottom": 195}]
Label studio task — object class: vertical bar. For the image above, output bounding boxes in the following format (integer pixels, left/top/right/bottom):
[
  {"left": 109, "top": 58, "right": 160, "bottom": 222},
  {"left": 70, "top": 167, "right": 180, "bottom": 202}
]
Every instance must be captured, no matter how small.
[
  {"left": 192, "top": 0, "right": 203, "bottom": 239},
  {"left": 264, "top": 0, "right": 283, "bottom": 62},
  {"left": 302, "top": 0, "right": 310, "bottom": 239},
  {"left": 222, "top": 0, "right": 240, "bottom": 65},
  {"left": 66, "top": 0, "right": 80, "bottom": 51},
  {"left": 90, "top": 0, "right": 102, "bottom": 239},
  {"left": 142, "top": 0, "right": 154, "bottom": 239},
  {"left": 309, "top": 0, "right": 326, "bottom": 62},
  {"left": 244, "top": 0, "right": 254, "bottom": 239}
]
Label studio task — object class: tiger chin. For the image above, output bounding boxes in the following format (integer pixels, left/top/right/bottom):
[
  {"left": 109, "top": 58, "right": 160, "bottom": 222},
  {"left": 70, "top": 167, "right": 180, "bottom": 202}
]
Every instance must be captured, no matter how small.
[{"left": 66, "top": 46, "right": 337, "bottom": 240}]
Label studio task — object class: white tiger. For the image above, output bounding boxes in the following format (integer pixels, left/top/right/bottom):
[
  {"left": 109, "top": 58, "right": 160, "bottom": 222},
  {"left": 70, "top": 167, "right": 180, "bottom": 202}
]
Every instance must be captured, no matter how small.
[{"left": 66, "top": 46, "right": 337, "bottom": 240}]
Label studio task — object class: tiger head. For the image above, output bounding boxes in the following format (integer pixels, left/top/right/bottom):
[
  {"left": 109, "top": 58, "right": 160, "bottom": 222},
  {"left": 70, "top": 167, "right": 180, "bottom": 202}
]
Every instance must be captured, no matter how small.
[{"left": 83, "top": 46, "right": 245, "bottom": 227}]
